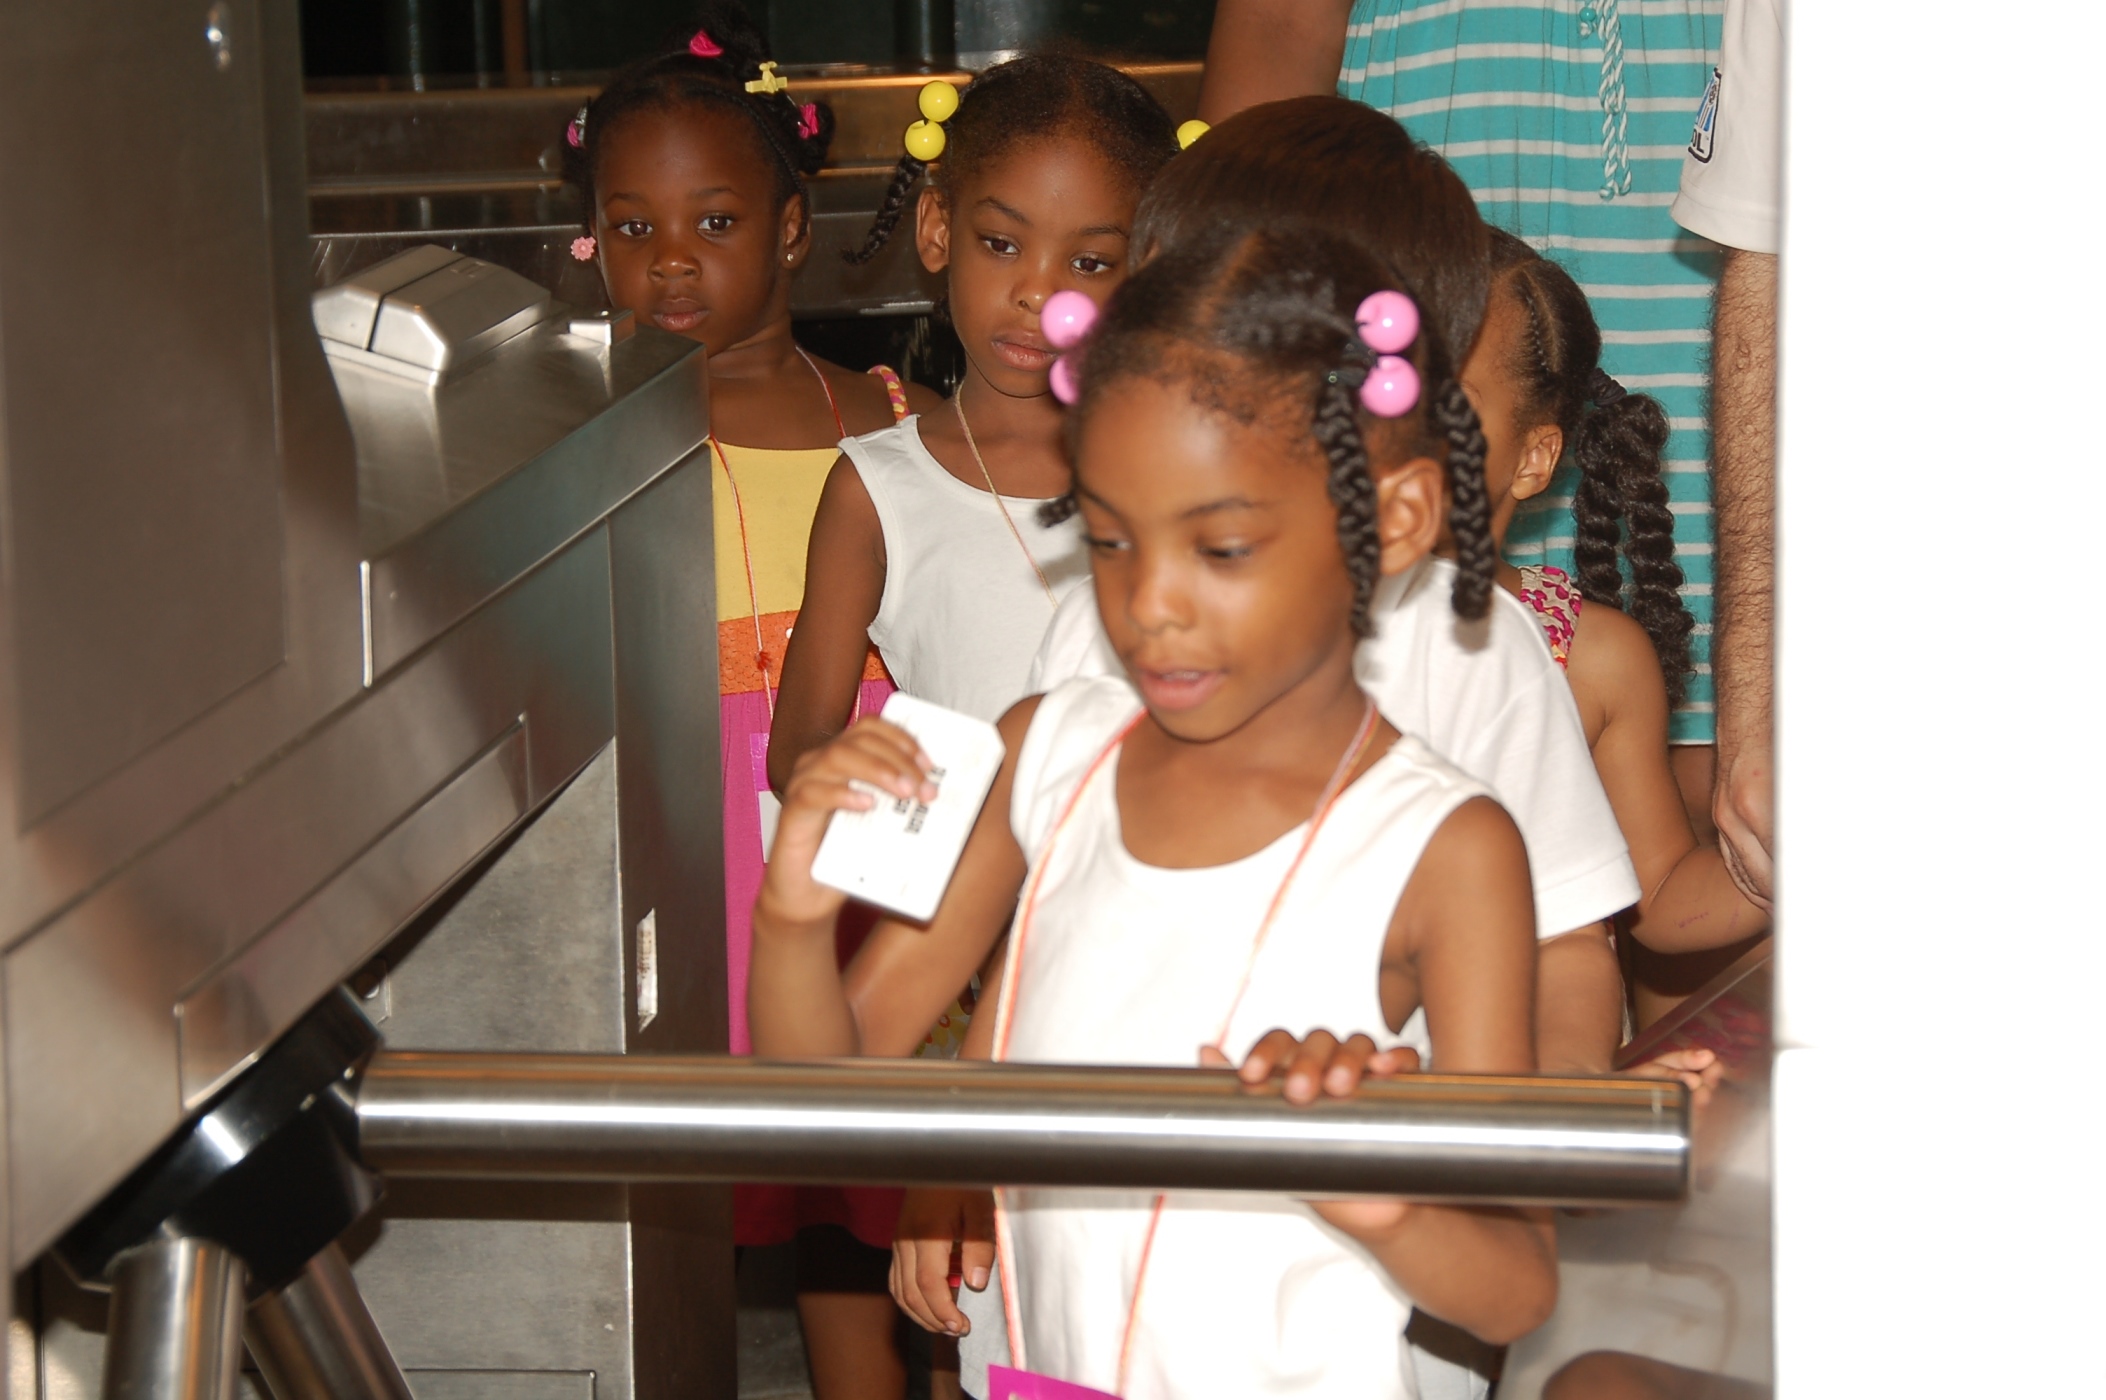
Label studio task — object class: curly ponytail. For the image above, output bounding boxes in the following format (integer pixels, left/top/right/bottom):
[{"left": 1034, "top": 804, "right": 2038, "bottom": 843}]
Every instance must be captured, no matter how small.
[{"left": 1489, "top": 229, "right": 1695, "bottom": 699}]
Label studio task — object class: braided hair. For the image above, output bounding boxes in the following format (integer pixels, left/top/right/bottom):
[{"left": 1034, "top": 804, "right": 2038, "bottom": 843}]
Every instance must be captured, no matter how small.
[
  {"left": 1487, "top": 229, "right": 1694, "bottom": 701},
  {"left": 843, "top": 54, "right": 1178, "bottom": 265},
  {"left": 1044, "top": 224, "right": 1495, "bottom": 633},
  {"left": 562, "top": 1, "right": 834, "bottom": 236},
  {"left": 1130, "top": 97, "right": 1497, "bottom": 618}
]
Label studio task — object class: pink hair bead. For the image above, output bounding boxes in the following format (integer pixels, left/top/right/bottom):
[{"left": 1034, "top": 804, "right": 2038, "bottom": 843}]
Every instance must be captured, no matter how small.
[
  {"left": 1049, "top": 354, "right": 1080, "bottom": 405},
  {"left": 1355, "top": 289, "right": 1419, "bottom": 354},
  {"left": 1359, "top": 356, "right": 1420, "bottom": 417},
  {"left": 1042, "top": 289, "right": 1097, "bottom": 350}
]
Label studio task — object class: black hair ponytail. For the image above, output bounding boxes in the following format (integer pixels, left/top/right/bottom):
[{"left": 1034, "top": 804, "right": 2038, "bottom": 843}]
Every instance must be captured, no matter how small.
[
  {"left": 1433, "top": 378, "right": 1497, "bottom": 622},
  {"left": 843, "top": 153, "right": 929, "bottom": 265},
  {"left": 1488, "top": 229, "right": 1695, "bottom": 700},
  {"left": 1311, "top": 374, "right": 1387, "bottom": 637},
  {"left": 1569, "top": 380, "right": 1692, "bottom": 702}
]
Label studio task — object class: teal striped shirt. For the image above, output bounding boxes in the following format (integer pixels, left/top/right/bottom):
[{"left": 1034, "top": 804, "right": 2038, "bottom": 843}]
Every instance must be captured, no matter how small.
[{"left": 1341, "top": 0, "right": 1722, "bottom": 742}]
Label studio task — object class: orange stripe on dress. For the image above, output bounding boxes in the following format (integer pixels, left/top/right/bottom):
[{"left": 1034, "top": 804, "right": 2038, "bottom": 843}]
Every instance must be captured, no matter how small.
[{"left": 719, "top": 611, "right": 892, "bottom": 696}]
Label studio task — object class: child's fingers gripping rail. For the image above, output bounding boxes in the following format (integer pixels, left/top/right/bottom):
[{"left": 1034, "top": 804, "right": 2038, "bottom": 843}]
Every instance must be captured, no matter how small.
[
  {"left": 890, "top": 1187, "right": 996, "bottom": 1336},
  {"left": 1202, "top": 1027, "right": 1423, "bottom": 1107},
  {"left": 757, "top": 717, "right": 937, "bottom": 928}
]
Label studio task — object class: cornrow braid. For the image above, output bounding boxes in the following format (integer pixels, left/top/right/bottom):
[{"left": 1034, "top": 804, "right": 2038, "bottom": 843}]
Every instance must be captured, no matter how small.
[
  {"left": 1312, "top": 374, "right": 1386, "bottom": 637},
  {"left": 1487, "top": 228, "right": 1696, "bottom": 697},
  {"left": 843, "top": 154, "right": 928, "bottom": 264},
  {"left": 563, "top": 1, "right": 834, "bottom": 240},
  {"left": 1433, "top": 378, "right": 1497, "bottom": 620},
  {"left": 843, "top": 54, "right": 1177, "bottom": 266}
]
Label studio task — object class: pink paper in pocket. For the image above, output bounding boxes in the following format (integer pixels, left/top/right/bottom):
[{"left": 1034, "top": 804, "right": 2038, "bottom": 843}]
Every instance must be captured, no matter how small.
[{"left": 985, "top": 1365, "right": 1120, "bottom": 1400}]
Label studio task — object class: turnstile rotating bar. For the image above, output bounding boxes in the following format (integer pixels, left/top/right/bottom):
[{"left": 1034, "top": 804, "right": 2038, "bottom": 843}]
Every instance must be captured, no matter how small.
[{"left": 357, "top": 1053, "right": 1688, "bottom": 1206}]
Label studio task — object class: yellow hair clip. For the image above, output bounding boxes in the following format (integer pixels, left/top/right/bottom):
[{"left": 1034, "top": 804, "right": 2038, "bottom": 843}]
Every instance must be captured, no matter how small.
[
  {"left": 1177, "top": 119, "right": 1210, "bottom": 150},
  {"left": 745, "top": 60, "right": 788, "bottom": 95}
]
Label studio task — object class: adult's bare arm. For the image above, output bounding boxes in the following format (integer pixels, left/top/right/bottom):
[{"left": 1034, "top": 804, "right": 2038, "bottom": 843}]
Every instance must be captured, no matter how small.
[
  {"left": 1197, "top": 0, "right": 1357, "bottom": 122},
  {"left": 1709, "top": 248, "right": 1778, "bottom": 908}
]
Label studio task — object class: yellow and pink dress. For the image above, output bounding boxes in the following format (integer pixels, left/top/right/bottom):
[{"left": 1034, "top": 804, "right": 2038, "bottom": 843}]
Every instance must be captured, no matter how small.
[{"left": 717, "top": 360, "right": 906, "bottom": 1249}]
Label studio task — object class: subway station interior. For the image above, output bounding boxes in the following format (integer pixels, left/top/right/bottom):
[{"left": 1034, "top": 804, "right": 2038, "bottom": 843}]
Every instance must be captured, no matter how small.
[{"left": 0, "top": 2, "right": 2084, "bottom": 1398}]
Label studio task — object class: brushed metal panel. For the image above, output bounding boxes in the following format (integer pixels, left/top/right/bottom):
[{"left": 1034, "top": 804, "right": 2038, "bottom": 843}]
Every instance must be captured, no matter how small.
[
  {"left": 313, "top": 245, "right": 463, "bottom": 348},
  {"left": 176, "top": 729, "right": 532, "bottom": 1105},
  {"left": 1, "top": 0, "right": 286, "bottom": 823},
  {"left": 405, "top": 1372, "right": 595, "bottom": 1400},
  {"left": 377, "top": 744, "right": 623, "bottom": 1056},
  {"left": 353, "top": 328, "right": 703, "bottom": 677},
  {"left": 608, "top": 463, "right": 734, "bottom": 1400},
  {"left": 5, "top": 532, "right": 616, "bottom": 1267},
  {"left": 348, "top": 1220, "right": 631, "bottom": 1394},
  {"left": 0, "top": 0, "right": 367, "bottom": 958}
]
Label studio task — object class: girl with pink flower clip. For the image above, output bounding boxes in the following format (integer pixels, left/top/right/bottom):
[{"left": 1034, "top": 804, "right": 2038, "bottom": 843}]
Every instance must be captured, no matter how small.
[{"left": 564, "top": 6, "right": 941, "bottom": 1396}]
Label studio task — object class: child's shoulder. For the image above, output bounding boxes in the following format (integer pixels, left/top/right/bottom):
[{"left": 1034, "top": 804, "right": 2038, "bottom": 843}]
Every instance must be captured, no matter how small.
[
  {"left": 815, "top": 357, "right": 942, "bottom": 436},
  {"left": 1007, "top": 675, "right": 1141, "bottom": 850}
]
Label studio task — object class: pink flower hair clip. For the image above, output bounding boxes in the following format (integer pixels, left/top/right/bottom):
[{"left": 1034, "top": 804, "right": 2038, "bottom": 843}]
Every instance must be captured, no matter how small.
[
  {"left": 566, "top": 104, "right": 588, "bottom": 148},
  {"left": 570, "top": 235, "right": 596, "bottom": 262},
  {"left": 688, "top": 28, "right": 723, "bottom": 58},
  {"left": 797, "top": 102, "right": 821, "bottom": 140}
]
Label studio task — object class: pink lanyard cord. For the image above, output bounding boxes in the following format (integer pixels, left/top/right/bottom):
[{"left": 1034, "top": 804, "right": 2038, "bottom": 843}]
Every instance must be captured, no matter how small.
[{"left": 990, "top": 698, "right": 1381, "bottom": 1388}]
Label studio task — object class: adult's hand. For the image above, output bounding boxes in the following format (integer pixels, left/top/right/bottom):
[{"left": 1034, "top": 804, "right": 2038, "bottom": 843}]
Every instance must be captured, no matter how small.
[{"left": 1197, "top": 0, "right": 1358, "bottom": 122}]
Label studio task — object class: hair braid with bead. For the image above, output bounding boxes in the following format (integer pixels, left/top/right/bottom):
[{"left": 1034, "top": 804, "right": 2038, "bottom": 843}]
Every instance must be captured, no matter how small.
[
  {"left": 1487, "top": 229, "right": 1694, "bottom": 701},
  {"left": 1047, "top": 224, "right": 1487, "bottom": 633}
]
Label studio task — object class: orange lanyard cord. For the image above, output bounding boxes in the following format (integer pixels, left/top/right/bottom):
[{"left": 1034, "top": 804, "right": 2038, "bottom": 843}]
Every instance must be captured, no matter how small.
[{"left": 993, "top": 698, "right": 1381, "bottom": 1385}]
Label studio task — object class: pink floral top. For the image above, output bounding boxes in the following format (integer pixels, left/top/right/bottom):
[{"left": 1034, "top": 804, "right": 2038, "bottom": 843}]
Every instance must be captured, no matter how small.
[{"left": 1516, "top": 564, "right": 1581, "bottom": 668}]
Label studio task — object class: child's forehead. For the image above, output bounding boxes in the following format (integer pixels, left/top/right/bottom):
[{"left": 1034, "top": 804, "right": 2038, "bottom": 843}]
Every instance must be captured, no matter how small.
[
  {"left": 950, "top": 135, "right": 1144, "bottom": 218},
  {"left": 598, "top": 102, "right": 776, "bottom": 188}
]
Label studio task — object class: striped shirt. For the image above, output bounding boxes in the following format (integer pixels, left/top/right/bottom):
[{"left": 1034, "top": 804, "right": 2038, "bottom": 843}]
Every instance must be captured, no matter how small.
[{"left": 1342, "top": 0, "right": 1722, "bottom": 742}]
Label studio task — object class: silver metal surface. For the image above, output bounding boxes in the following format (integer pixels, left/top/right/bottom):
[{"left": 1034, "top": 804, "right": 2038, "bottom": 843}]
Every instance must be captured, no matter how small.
[
  {"left": 245, "top": 1244, "right": 413, "bottom": 1400},
  {"left": 99, "top": 1239, "right": 246, "bottom": 1400},
  {"left": 567, "top": 309, "right": 635, "bottom": 346},
  {"left": 1502, "top": 944, "right": 1774, "bottom": 1398},
  {"left": 311, "top": 245, "right": 463, "bottom": 349},
  {"left": 358, "top": 1056, "right": 1690, "bottom": 1205}
]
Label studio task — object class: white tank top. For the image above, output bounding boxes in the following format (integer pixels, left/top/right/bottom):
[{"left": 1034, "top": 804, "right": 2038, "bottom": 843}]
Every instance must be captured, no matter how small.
[
  {"left": 841, "top": 416, "right": 1087, "bottom": 723},
  {"left": 989, "top": 675, "right": 1493, "bottom": 1400}
]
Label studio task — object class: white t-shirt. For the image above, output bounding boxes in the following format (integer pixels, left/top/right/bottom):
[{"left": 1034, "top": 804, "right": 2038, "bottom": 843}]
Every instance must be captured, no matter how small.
[
  {"left": 1028, "top": 559, "right": 1640, "bottom": 940},
  {"left": 842, "top": 415, "right": 1087, "bottom": 722},
  {"left": 982, "top": 674, "right": 1492, "bottom": 1399},
  {"left": 1671, "top": 0, "right": 1783, "bottom": 254}
]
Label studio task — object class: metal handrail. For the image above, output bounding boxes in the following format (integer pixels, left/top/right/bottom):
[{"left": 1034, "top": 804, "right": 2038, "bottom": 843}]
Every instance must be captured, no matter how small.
[{"left": 357, "top": 1053, "right": 1688, "bottom": 1206}]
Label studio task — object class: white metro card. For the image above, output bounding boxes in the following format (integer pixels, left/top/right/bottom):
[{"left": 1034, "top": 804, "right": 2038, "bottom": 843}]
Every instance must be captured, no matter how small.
[{"left": 809, "top": 692, "right": 1006, "bottom": 922}]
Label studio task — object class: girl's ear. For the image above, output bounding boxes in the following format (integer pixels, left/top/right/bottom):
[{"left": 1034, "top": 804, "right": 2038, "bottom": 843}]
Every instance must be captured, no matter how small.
[
  {"left": 1508, "top": 424, "right": 1563, "bottom": 503},
  {"left": 1374, "top": 456, "right": 1445, "bottom": 577},
  {"left": 779, "top": 192, "right": 813, "bottom": 266},
  {"left": 914, "top": 186, "right": 952, "bottom": 275}
]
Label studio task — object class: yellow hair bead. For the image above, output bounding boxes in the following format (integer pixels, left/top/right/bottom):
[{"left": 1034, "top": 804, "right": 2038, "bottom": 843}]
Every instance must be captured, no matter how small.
[
  {"left": 744, "top": 60, "right": 788, "bottom": 95},
  {"left": 904, "top": 119, "right": 947, "bottom": 162},
  {"left": 917, "top": 80, "right": 960, "bottom": 124},
  {"left": 1176, "top": 119, "right": 1210, "bottom": 150}
]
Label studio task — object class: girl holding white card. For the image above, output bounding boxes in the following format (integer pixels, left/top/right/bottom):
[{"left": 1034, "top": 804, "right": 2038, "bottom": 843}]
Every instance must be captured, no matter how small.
[{"left": 751, "top": 226, "right": 1556, "bottom": 1400}]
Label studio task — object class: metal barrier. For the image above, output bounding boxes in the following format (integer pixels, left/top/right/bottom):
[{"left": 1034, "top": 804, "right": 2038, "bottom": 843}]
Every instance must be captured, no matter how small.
[{"left": 358, "top": 1053, "right": 1690, "bottom": 1206}]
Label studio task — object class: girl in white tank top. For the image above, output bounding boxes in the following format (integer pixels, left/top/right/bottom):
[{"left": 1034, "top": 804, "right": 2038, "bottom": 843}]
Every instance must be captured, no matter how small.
[{"left": 749, "top": 229, "right": 1556, "bottom": 1399}]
